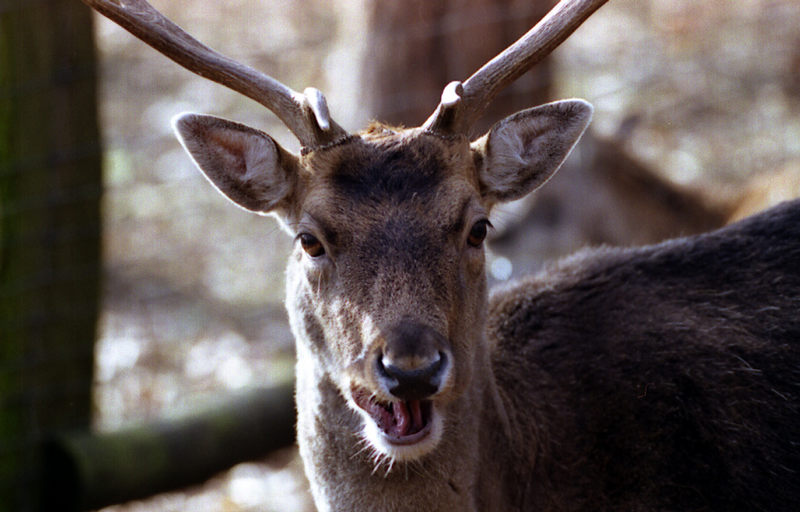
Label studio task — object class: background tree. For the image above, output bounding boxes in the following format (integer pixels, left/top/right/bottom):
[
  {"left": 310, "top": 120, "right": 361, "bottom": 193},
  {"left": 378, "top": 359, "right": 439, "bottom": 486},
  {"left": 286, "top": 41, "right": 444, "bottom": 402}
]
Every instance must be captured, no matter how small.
[
  {"left": 362, "top": 0, "right": 554, "bottom": 134},
  {"left": 0, "top": 1, "right": 102, "bottom": 510}
]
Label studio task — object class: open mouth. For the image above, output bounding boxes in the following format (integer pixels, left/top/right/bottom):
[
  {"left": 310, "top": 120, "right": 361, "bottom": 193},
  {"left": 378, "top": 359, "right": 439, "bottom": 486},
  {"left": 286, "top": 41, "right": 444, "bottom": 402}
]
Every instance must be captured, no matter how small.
[{"left": 351, "top": 387, "right": 433, "bottom": 445}]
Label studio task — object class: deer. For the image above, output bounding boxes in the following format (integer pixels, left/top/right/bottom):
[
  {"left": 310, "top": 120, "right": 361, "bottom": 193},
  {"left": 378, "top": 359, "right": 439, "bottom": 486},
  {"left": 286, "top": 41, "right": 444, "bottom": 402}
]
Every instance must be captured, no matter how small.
[{"left": 83, "top": 0, "right": 800, "bottom": 510}]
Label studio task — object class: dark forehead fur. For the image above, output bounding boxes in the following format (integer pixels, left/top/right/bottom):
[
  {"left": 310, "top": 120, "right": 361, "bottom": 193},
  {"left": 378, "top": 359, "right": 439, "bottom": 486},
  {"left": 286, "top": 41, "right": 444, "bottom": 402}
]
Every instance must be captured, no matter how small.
[{"left": 308, "top": 126, "right": 467, "bottom": 204}]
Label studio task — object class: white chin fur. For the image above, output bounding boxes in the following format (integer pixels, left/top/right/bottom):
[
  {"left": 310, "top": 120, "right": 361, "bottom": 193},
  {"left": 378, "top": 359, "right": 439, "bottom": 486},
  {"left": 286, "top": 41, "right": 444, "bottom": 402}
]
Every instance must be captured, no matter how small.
[{"left": 359, "top": 407, "right": 444, "bottom": 462}]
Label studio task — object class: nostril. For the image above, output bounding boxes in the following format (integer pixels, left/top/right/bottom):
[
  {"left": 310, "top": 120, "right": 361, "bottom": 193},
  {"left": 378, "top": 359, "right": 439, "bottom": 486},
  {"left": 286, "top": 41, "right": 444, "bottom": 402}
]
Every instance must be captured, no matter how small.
[
  {"left": 379, "top": 351, "right": 443, "bottom": 382},
  {"left": 377, "top": 351, "right": 448, "bottom": 401}
]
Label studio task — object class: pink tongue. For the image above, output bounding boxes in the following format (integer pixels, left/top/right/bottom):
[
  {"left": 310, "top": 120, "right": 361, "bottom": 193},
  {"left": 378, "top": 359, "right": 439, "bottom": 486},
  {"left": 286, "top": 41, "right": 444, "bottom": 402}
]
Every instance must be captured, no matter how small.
[
  {"left": 392, "top": 400, "right": 423, "bottom": 436},
  {"left": 353, "top": 388, "right": 426, "bottom": 438}
]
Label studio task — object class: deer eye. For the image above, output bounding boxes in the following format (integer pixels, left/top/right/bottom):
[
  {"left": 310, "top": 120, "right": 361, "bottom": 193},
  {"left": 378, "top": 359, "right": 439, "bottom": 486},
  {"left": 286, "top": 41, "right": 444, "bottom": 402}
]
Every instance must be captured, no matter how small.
[
  {"left": 299, "top": 233, "right": 325, "bottom": 257},
  {"left": 467, "top": 219, "right": 491, "bottom": 248}
]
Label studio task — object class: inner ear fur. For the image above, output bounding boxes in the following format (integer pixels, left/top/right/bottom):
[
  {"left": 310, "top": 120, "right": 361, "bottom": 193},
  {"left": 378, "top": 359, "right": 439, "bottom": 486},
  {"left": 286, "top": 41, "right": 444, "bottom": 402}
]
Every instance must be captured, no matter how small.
[
  {"left": 173, "top": 113, "right": 300, "bottom": 215},
  {"left": 471, "top": 99, "right": 593, "bottom": 205}
]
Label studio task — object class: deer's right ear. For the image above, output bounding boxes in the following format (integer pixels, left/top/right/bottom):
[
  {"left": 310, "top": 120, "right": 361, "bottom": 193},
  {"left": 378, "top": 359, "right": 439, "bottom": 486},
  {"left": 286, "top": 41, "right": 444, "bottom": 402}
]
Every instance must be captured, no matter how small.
[
  {"left": 173, "top": 113, "right": 299, "bottom": 215},
  {"left": 471, "top": 100, "right": 593, "bottom": 205}
]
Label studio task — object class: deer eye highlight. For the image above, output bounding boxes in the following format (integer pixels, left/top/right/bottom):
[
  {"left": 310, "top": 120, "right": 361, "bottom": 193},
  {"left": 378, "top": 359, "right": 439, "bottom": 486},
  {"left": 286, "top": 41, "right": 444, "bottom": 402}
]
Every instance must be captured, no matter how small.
[
  {"left": 299, "top": 233, "right": 325, "bottom": 257},
  {"left": 467, "top": 219, "right": 491, "bottom": 248}
]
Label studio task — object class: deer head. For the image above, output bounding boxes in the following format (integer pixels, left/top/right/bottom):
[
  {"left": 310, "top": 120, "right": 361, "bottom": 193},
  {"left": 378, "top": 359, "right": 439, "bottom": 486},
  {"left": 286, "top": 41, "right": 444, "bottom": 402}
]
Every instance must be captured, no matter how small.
[
  {"left": 83, "top": 0, "right": 602, "bottom": 495},
  {"left": 171, "top": 101, "right": 590, "bottom": 459}
]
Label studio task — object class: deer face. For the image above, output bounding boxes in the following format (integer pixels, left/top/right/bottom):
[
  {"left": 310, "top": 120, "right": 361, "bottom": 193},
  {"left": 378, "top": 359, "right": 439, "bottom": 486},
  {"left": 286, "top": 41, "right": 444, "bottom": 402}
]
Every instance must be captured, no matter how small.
[
  {"left": 173, "top": 100, "right": 592, "bottom": 462},
  {"left": 286, "top": 130, "right": 490, "bottom": 460}
]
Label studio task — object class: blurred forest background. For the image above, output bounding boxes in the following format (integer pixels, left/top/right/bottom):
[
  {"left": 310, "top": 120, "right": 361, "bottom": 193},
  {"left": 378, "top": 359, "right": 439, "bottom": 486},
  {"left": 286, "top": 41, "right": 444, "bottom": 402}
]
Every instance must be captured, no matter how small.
[{"left": 4, "top": 0, "right": 800, "bottom": 510}]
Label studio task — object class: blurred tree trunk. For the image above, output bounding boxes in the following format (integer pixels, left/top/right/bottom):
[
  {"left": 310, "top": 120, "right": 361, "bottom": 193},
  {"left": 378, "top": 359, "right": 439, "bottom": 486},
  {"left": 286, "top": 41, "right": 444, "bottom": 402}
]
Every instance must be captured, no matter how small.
[
  {"left": 362, "top": 0, "right": 555, "bottom": 136},
  {"left": 45, "top": 383, "right": 295, "bottom": 511},
  {"left": 0, "top": 1, "right": 101, "bottom": 510}
]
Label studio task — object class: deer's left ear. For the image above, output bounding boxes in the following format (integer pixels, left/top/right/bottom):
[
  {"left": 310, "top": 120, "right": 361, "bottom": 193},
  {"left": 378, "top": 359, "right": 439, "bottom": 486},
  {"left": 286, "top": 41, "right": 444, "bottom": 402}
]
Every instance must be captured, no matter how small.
[
  {"left": 173, "top": 113, "right": 301, "bottom": 216},
  {"left": 471, "top": 99, "right": 592, "bottom": 204}
]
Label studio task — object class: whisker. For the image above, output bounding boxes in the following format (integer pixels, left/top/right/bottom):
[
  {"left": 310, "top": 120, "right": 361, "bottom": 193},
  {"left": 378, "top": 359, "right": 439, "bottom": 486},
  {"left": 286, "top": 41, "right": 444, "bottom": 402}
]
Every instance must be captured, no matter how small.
[
  {"left": 351, "top": 441, "right": 374, "bottom": 460},
  {"left": 371, "top": 452, "right": 387, "bottom": 476},
  {"left": 384, "top": 456, "right": 396, "bottom": 478}
]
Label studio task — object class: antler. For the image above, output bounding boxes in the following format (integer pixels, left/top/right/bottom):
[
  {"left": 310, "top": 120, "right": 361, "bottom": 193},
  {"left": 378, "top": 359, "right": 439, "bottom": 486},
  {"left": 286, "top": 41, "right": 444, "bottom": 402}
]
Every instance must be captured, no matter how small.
[
  {"left": 81, "top": 0, "right": 347, "bottom": 148},
  {"left": 422, "top": 0, "right": 608, "bottom": 135}
]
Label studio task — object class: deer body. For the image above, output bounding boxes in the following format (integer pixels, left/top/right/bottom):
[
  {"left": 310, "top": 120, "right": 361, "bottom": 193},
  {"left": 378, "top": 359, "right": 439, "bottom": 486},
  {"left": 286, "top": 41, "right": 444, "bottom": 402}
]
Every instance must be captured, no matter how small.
[
  {"left": 486, "top": 201, "right": 800, "bottom": 511},
  {"left": 83, "top": 0, "right": 800, "bottom": 509},
  {"left": 281, "top": 128, "right": 800, "bottom": 510}
]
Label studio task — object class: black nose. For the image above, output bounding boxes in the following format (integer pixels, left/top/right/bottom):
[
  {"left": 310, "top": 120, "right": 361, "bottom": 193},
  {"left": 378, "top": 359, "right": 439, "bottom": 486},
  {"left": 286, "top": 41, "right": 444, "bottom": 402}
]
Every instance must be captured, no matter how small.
[
  {"left": 377, "top": 351, "right": 447, "bottom": 400},
  {"left": 377, "top": 320, "right": 449, "bottom": 400}
]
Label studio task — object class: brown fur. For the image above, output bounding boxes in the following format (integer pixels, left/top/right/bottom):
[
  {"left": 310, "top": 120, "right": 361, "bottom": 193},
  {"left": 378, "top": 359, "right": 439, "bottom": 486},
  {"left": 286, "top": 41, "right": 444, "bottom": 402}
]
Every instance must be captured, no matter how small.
[{"left": 173, "top": 101, "right": 799, "bottom": 511}]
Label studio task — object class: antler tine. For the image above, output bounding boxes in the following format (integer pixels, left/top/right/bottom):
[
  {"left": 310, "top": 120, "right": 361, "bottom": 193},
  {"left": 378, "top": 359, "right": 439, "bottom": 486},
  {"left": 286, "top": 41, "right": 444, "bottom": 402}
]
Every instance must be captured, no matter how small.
[
  {"left": 422, "top": 0, "right": 608, "bottom": 135},
  {"left": 82, "top": 0, "right": 347, "bottom": 148}
]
